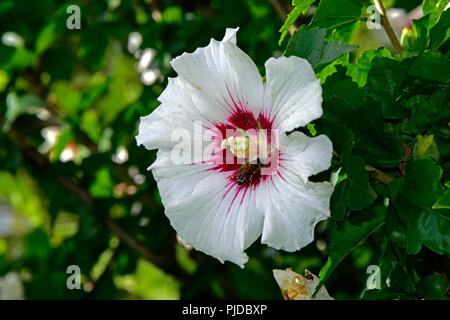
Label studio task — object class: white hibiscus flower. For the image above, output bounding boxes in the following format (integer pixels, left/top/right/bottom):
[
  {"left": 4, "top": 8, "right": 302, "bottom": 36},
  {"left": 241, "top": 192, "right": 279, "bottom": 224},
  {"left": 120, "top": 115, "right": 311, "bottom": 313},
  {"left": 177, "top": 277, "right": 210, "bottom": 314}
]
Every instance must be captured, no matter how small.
[{"left": 136, "top": 28, "right": 333, "bottom": 267}]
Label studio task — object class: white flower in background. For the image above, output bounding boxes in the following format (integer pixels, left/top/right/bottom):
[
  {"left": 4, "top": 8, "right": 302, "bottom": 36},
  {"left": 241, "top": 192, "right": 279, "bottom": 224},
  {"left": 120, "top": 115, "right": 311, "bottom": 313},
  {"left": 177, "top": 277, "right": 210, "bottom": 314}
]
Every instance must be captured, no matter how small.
[
  {"left": 0, "top": 272, "right": 24, "bottom": 300},
  {"left": 112, "top": 146, "right": 129, "bottom": 164},
  {"left": 371, "top": 5, "right": 424, "bottom": 48},
  {"left": 127, "top": 32, "right": 161, "bottom": 86},
  {"left": 1, "top": 31, "right": 24, "bottom": 48},
  {"left": 140, "top": 69, "right": 160, "bottom": 86},
  {"left": 136, "top": 28, "right": 333, "bottom": 267},
  {"left": 0, "top": 204, "right": 15, "bottom": 237},
  {"left": 137, "top": 48, "right": 157, "bottom": 73},
  {"left": 127, "top": 31, "right": 143, "bottom": 55},
  {"left": 273, "top": 268, "right": 333, "bottom": 300}
]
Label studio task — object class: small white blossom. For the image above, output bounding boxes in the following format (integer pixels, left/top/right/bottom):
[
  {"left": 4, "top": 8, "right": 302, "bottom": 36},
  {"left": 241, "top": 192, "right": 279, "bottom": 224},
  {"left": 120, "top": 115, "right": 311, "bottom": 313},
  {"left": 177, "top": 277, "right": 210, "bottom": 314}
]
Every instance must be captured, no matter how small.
[{"left": 1, "top": 31, "right": 24, "bottom": 48}]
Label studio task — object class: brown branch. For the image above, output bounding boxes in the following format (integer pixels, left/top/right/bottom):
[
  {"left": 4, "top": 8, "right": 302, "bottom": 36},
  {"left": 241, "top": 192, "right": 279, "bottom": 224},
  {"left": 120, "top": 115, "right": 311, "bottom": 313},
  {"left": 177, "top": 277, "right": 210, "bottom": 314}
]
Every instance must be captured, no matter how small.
[
  {"left": 105, "top": 217, "right": 162, "bottom": 264},
  {"left": 365, "top": 165, "right": 394, "bottom": 185},
  {"left": 268, "top": 0, "right": 288, "bottom": 20},
  {"left": 373, "top": 0, "right": 402, "bottom": 53},
  {"left": 268, "top": 0, "right": 297, "bottom": 36},
  {"left": 58, "top": 176, "right": 93, "bottom": 205},
  {"left": 333, "top": 149, "right": 394, "bottom": 185}
]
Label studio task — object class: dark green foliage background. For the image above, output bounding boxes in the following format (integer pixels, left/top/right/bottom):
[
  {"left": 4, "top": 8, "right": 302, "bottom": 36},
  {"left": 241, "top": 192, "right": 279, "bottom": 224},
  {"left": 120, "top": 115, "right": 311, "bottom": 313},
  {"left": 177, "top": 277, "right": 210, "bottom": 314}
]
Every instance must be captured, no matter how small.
[{"left": 0, "top": 0, "right": 448, "bottom": 299}]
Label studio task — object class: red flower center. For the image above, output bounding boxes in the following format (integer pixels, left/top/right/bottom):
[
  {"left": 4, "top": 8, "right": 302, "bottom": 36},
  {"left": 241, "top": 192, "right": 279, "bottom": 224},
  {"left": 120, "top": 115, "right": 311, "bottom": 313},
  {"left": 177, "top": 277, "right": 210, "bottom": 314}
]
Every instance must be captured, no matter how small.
[{"left": 211, "top": 108, "right": 277, "bottom": 189}]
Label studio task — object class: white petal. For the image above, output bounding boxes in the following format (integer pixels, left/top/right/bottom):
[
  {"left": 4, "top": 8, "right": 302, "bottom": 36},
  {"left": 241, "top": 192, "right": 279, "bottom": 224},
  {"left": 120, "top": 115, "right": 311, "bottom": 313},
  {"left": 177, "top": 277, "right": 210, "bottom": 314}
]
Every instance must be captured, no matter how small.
[
  {"left": 136, "top": 77, "right": 219, "bottom": 152},
  {"left": 263, "top": 56, "right": 323, "bottom": 132},
  {"left": 151, "top": 152, "right": 264, "bottom": 267},
  {"left": 281, "top": 131, "right": 333, "bottom": 183},
  {"left": 150, "top": 150, "right": 215, "bottom": 206},
  {"left": 260, "top": 172, "right": 333, "bottom": 252},
  {"left": 223, "top": 27, "right": 239, "bottom": 43},
  {"left": 171, "top": 28, "right": 264, "bottom": 119},
  {"left": 260, "top": 130, "right": 333, "bottom": 251}
]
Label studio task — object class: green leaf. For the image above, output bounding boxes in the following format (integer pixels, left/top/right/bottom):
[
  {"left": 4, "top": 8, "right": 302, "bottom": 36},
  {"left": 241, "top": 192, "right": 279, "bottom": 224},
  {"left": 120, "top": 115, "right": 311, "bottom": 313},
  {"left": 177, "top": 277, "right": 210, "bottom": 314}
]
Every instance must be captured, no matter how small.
[
  {"left": 393, "top": 159, "right": 450, "bottom": 255},
  {"left": 409, "top": 51, "right": 450, "bottom": 83},
  {"left": 385, "top": 205, "right": 407, "bottom": 249},
  {"left": 413, "top": 134, "right": 440, "bottom": 162},
  {"left": 161, "top": 6, "right": 183, "bottom": 24},
  {"left": 404, "top": 3, "right": 449, "bottom": 51},
  {"left": 81, "top": 110, "right": 102, "bottom": 143},
  {"left": 436, "top": 136, "right": 450, "bottom": 158},
  {"left": 405, "top": 90, "right": 450, "bottom": 132},
  {"left": 0, "top": 70, "right": 9, "bottom": 93},
  {"left": 329, "top": 19, "right": 360, "bottom": 43},
  {"left": 346, "top": 48, "right": 392, "bottom": 87},
  {"left": 330, "top": 181, "right": 348, "bottom": 221},
  {"left": 320, "top": 40, "right": 358, "bottom": 67},
  {"left": 3, "top": 92, "right": 43, "bottom": 130},
  {"left": 231, "top": 259, "right": 280, "bottom": 299},
  {"left": 366, "top": 57, "right": 409, "bottom": 119},
  {"left": 306, "top": 123, "right": 317, "bottom": 136},
  {"left": 2, "top": 48, "right": 35, "bottom": 72},
  {"left": 316, "top": 206, "right": 386, "bottom": 294},
  {"left": 95, "top": 49, "right": 143, "bottom": 124},
  {"left": 404, "top": 202, "right": 450, "bottom": 255},
  {"left": 89, "top": 167, "right": 114, "bottom": 198},
  {"left": 316, "top": 119, "right": 354, "bottom": 157},
  {"left": 341, "top": 155, "right": 377, "bottom": 210},
  {"left": 403, "top": 159, "right": 444, "bottom": 208},
  {"left": 394, "top": 191, "right": 450, "bottom": 255},
  {"left": 51, "top": 81, "right": 82, "bottom": 118},
  {"left": 422, "top": 0, "right": 448, "bottom": 27},
  {"left": 114, "top": 259, "right": 180, "bottom": 299},
  {"left": 414, "top": 210, "right": 450, "bottom": 255},
  {"left": 379, "top": 240, "right": 416, "bottom": 294},
  {"left": 433, "top": 189, "right": 450, "bottom": 209},
  {"left": 284, "top": 26, "right": 357, "bottom": 71},
  {"left": 404, "top": 15, "right": 430, "bottom": 52},
  {"left": 279, "top": 0, "right": 315, "bottom": 45},
  {"left": 310, "top": 0, "right": 362, "bottom": 30},
  {"left": 322, "top": 68, "right": 404, "bottom": 167},
  {"left": 417, "top": 275, "right": 449, "bottom": 300},
  {"left": 0, "top": 1, "right": 14, "bottom": 15},
  {"left": 430, "top": 9, "right": 450, "bottom": 49},
  {"left": 362, "top": 288, "right": 414, "bottom": 300},
  {"left": 423, "top": 0, "right": 443, "bottom": 14},
  {"left": 36, "top": 21, "right": 59, "bottom": 54},
  {"left": 389, "top": 177, "right": 405, "bottom": 201}
]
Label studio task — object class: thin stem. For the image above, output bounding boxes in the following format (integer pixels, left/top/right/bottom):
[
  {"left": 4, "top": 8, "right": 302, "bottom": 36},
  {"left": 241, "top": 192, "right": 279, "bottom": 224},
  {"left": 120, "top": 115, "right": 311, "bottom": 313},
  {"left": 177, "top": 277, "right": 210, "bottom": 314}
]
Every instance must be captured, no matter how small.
[
  {"left": 268, "top": 0, "right": 287, "bottom": 21},
  {"left": 373, "top": 0, "right": 402, "bottom": 53},
  {"left": 105, "top": 218, "right": 162, "bottom": 264},
  {"left": 365, "top": 165, "right": 395, "bottom": 185},
  {"left": 333, "top": 150, "right": 395, "bottom": 185},
  {"left": 268, "top": 0, "right": 297, "bottom": 35}
]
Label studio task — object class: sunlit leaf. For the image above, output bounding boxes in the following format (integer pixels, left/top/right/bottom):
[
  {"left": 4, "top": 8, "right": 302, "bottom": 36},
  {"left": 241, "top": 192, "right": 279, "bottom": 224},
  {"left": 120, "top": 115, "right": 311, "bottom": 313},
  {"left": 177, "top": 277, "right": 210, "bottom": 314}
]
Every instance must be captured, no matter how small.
[{"left": 279, "top": 0, "right": 315, "bottom": 45}]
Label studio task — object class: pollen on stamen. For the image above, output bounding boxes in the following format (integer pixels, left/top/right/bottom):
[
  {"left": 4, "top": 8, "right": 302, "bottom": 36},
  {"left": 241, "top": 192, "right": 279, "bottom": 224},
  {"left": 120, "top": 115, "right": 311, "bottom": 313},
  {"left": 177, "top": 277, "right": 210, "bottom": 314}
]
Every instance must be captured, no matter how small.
[{"left": 211, "top": 107, "right": 277, "bottom": 188}]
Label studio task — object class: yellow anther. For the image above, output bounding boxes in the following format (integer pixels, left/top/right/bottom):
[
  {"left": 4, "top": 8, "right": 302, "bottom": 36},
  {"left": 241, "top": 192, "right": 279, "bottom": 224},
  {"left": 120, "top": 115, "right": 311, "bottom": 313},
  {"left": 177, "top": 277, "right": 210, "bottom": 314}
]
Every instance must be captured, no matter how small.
[
  {"left": 221, "top": 129, "right": 270, "bottom": 162},
  {"left": 221, "top": 136, "right": 249, "bottom": 159}
]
